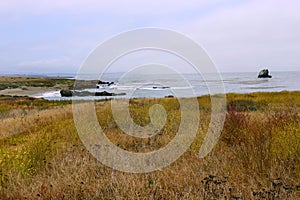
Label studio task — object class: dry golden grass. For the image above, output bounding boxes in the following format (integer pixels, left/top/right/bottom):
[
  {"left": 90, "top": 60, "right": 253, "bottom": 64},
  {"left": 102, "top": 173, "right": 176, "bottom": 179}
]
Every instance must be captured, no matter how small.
[
  {"left": 0, "top": 106, "right": 72, "bottom": 140},
  {"left": 0, "top": 92, "right": 299, "bottom": 199}
]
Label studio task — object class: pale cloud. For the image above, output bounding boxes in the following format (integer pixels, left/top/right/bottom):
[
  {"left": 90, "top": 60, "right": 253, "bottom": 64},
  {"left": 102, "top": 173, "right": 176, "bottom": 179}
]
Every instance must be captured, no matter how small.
[
  {"left": 177, "top": 0, "right": 300, "bottom": 72},
  {"left": 0, "top": 0, "right": 220, "bottom": 16},
  {"left": 0, "top": 0, "right": 299, "bottom": 73},
  {"left": 11, "top": 57, "right": 75, "bottom": 74},
  {"left": 17, "top": 57, "right": 70, "bottom": 67}
]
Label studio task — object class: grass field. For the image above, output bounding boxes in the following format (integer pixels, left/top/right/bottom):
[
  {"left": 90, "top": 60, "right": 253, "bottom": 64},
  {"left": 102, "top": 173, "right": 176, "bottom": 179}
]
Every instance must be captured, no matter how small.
[{"left": 0, "top": 91, "right": 299, "bottom": 199}]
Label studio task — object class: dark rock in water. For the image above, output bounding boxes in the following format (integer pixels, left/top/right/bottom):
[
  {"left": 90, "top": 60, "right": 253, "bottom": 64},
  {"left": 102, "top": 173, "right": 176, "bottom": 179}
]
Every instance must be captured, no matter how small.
[
  {"left": 98, "top": 80, "right": 114, "bottom": 86},
  {"left": 258, "top": 69, "right": 272, "bottom": 78},
  {"left": 60, "top": 89, "right": 73, "bottom": 97},
  {"left": 60, "top": 89, "right": 126, "bottom": 97},
  {"left": 153, "top": 86, "right": 170, "bottom": 89},
  {"left": 95, "top": 91, "right": 126, "bottom": 96},
  {"left": 108, "top": 82, "right": 114, "bottom": 86},
  {"left": 165, "top": 95, "right": 174, "bottom": 98},
  {"left": 98, "top": 80, "right": 109, "bottom": 84}
]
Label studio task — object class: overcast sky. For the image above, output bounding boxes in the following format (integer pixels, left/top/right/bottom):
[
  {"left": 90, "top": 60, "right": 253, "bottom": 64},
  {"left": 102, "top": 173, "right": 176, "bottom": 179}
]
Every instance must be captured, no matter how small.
[{"left": 0, "top": 0, "right": 299, "bottom": 74}]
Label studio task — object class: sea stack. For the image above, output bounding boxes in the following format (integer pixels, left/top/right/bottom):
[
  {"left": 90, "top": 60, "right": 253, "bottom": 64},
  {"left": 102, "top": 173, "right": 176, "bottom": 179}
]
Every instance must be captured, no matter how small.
[{"left": 258, "top": 69, "right": 272, "bottom": 78}]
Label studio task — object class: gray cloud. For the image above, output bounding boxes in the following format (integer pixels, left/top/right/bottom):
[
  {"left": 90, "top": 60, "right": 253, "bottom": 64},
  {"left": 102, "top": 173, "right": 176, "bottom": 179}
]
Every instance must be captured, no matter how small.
[
  {"left": 0, "top": 0, "right": 218, "bottom": 16},
  {"left": 1, "top": 0, "right": 299, "bottom": 73},
  {"left": 179, "top": 0, "right": 300, "bottom": 72}
]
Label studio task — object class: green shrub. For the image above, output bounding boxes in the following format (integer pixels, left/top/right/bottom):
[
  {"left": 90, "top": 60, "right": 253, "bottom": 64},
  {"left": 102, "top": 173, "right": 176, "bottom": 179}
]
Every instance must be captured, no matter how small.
[{"left": 227, "top": 99, "right": 260, "bottom": 112}]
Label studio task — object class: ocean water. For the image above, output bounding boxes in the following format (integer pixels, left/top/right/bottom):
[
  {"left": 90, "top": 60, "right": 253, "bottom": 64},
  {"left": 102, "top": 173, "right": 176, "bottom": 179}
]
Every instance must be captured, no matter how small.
[{"left": 33, "top": 71, "right": 300, "bottom": 100}]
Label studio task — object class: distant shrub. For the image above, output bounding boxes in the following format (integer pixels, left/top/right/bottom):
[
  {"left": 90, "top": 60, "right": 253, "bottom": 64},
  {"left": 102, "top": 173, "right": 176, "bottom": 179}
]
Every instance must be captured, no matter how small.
[
  {"left": 0, "top": 85, "right": 8, "bottom": 90},
  {"left": 227, "top": 99, "right": 260, "bottom": 112},
  {"left": 24, "top": 81, "right": 55, "bottom": 87},
  {"left": 10, "top": 83, "right": 20, "bottom": 88}
]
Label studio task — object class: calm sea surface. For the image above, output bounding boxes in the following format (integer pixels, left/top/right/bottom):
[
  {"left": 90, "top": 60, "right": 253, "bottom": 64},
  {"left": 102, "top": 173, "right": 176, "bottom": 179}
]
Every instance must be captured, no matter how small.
[{"left": 33, "top": 71, "right": 300, "bottom": 100}]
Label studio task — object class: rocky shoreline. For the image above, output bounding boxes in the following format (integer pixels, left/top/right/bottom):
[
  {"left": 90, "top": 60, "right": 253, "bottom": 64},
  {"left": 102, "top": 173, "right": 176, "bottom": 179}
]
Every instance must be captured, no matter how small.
[{"left": 60, "top": 89, "right": 126, "bottom": 97}]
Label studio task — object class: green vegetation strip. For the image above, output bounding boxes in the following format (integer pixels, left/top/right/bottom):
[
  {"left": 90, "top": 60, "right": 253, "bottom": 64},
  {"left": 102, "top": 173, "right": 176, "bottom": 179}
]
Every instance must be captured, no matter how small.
[{"left": 0, "top": 77, "right": 74, "bottom": 90}]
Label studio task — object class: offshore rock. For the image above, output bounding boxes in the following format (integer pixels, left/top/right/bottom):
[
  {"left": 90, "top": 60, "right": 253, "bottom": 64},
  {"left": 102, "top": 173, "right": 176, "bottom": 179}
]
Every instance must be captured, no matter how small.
[{"left": 258, "top": 69, "right": 272, "bottom": 78}]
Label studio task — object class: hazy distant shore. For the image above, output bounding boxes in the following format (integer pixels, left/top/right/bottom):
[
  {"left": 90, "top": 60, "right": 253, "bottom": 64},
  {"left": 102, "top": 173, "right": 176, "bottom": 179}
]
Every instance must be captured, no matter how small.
[
  {"left": 0, "top": 87, "right": 59, "bottom": 96},
  {"left": 0, "top": 76, "right": 74, "bottom": 97}
]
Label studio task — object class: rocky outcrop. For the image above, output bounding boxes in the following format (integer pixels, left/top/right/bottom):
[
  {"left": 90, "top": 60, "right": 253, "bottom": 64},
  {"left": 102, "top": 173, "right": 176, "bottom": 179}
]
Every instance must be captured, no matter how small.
[
  {"left": 98, "top": 80, "right": 114, "bottom": 86},
  {"left": 60, "top": 89, "right": 126, "bottom": 97},
  {"left": 60, "top": 89, "right": 73, "bottom": 97},
  {"left": 153, "top": 86, "right": 170, "bottom": 89},
  {"left": 94, "top": 91, "right": 126, "bottom": 96},
  {"left": 165, "top": 95, "right": 174, "bottom": 98},
  {"left": 258, "top": 69, "right": 272, "bottom": 78}
]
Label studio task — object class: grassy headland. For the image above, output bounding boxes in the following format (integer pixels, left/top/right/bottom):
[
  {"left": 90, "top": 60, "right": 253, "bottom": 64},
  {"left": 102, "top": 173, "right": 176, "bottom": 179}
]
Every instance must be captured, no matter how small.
[
  {"left": 0, "top": 91, "right": 299, "bottom": 199},
  {"left": 0, "top": 76, "right": 74, "bottom": 96}
]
